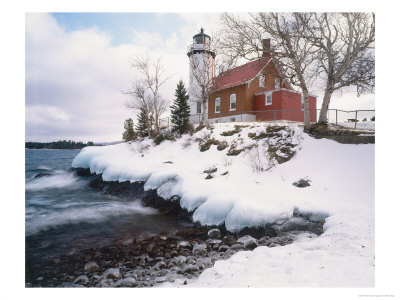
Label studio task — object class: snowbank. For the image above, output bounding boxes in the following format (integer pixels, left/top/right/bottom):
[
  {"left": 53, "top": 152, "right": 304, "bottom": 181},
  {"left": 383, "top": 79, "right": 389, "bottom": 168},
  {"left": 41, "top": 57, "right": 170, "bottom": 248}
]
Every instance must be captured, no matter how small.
[{"left": 72, "top": 122, "right": 374, "bottom": 286}]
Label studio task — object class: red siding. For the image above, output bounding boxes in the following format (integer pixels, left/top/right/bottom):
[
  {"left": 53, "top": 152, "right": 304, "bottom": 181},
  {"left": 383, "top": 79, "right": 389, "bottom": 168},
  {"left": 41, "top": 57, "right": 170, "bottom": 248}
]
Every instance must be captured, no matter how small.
[{"left": 254, "top": 90, "right": 317, "bottom": 122}]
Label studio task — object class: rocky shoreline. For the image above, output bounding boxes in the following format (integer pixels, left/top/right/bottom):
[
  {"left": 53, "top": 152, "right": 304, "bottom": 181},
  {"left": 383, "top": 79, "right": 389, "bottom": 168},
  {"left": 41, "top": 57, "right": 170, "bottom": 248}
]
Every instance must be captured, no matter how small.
[{"left": 26, "top": 168, "right": 324, "bottom": 287}]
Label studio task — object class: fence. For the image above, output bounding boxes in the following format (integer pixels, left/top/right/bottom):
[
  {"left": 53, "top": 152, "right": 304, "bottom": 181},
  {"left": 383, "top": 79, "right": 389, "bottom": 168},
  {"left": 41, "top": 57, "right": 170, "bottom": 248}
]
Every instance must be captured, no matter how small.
[{"left": 159, "top": 109, "right": 375, "bottom": 130}]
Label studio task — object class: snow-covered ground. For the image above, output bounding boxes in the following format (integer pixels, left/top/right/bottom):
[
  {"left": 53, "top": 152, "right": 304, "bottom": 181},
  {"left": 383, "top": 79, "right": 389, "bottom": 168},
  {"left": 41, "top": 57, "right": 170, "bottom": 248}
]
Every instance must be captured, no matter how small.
[
  {"left": 72, "top": 122, "right": 374, "bottom": 287},
  {"left": 333, "top": 121, "right": 375, "bottom": 131}
]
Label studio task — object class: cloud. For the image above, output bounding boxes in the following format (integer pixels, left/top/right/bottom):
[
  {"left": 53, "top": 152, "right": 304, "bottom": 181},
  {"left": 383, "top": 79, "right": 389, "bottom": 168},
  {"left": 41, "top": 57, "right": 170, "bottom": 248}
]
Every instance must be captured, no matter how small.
[
  {"left": 26, "top": 105, "right": 70, "bottom": 124},
  {"left": 25, "top": 13, "right": 191, "bottom": 142}
]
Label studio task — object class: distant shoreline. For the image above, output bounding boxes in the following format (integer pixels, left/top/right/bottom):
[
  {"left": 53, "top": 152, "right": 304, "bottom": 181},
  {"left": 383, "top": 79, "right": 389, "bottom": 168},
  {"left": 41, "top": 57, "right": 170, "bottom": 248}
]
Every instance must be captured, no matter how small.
[{"left": 25, "top": 140, "right": 94, "bottom": 150}]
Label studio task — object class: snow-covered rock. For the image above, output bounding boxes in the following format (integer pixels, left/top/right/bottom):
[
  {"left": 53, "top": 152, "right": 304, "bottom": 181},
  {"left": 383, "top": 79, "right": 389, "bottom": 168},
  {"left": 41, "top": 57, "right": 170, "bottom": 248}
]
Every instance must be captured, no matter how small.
[{"left": 72, "top": 122, "right": 374, "bottom": 287}]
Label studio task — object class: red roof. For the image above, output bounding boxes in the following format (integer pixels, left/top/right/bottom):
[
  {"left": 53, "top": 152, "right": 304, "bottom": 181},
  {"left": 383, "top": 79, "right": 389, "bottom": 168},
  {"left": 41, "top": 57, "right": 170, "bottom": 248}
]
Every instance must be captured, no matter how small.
[{"left": 209, "top": 57, "right": 270, "bottom": 93}]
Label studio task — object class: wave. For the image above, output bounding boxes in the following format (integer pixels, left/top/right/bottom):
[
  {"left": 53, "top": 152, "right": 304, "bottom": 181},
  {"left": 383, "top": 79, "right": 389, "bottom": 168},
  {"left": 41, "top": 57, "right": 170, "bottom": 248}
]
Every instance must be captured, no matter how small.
[
  {"left": 36, "top": 165, "right": 52, "bottom": 170},
  {"left": 25, "top": 172, "right": 81, "bottom": 191},
  {"left": 25, "top": 200, "right": 157, "bottom": 236}
]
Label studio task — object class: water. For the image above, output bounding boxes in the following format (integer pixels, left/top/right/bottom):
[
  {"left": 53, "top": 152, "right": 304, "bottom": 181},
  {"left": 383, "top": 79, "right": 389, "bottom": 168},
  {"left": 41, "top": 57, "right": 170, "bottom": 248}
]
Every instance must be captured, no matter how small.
[{"left": 25, "top": 148, "right": 191, "bottom": 261}]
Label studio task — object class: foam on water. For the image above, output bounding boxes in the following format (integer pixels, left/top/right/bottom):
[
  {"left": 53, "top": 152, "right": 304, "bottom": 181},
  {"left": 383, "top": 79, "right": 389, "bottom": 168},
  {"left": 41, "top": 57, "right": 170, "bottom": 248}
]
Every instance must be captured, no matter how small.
[
  {"left": 25, "top": 200, "right": 158, "bottom": 236},
  {"left": 25, "top": 172, "right": 81, "bottom": 191}
]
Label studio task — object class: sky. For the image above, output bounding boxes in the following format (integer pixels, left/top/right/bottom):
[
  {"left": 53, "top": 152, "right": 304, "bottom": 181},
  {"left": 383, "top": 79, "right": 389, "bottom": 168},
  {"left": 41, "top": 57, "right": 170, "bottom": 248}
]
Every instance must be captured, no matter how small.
[{"left": 25, "top": 12, "right": 375, "bottom": 143}]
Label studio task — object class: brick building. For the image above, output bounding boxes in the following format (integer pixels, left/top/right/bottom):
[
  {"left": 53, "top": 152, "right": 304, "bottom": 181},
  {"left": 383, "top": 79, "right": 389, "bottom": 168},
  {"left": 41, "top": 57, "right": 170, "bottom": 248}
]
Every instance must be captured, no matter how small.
[{"left": 207, "top": 39, "right": 317, "bottom": 123}]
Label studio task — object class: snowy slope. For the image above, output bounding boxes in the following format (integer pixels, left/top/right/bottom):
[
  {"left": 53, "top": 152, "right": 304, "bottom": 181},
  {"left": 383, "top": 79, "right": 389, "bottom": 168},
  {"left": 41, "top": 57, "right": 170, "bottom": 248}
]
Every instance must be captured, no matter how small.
[{"left": 72, "top": 122, "right": 374, "bottom": 287}]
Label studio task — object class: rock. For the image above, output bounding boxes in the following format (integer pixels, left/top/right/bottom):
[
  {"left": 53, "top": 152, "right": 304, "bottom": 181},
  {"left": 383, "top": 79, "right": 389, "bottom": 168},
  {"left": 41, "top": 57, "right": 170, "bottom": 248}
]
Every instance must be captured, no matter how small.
[
  {"left": 222, "top": 235, "right": 236, "bottom": 245},
  {"left": 174, "top": 256, "right": 187, "bottom": 266},
  {"left": 277, "top": 217, "right": 309, "bottom": 233},
  {"left": 196, "top": 257, "right": 212, "bottom": 269},
  {"left": 183, "top": 264, "right": 199, "bottom": 274},
  {"left": 205, "top": 174, "right": 213, "bottom": 180},
  {"left": 293, "top": 178, "right": 311, "bottom": 188},
  {"left": 96, "top": 278, "right": 114, "bottom": 287},
  {"left": 207, "top": 228, "right": 221, "bottom": 239},
  {"left": 114, "top": 277, "right": 137, "bottom": 287},
  {"left": 84, "top": 261, "right": 99, "bottom": 273},
  {"left": 34, "top": 173, "right": 51, "bottom": 178},
  {"left": 152, "top": 261, "right": 167, "bottom": 270},
  {"left": 155, "top": 276, "right": 168, "bottom": 283},
  {"left": 192, "top": 243, "right": 207, "bottom": 256},
  {"left": 218, "top": 245, "right": 229, "bottom": 252},
  {"left": 237, "top": 235, "right": 258, "bottom": 250},
  {"left": 122, "top": 238, "right": 134, "bottom": 246},
  {"left": 101, "top": 268, "right": 121, "bottom": 280},
  {"left": 187, "top": 257, "right": 197, "bottom": 265},
  {"left": 203, "top": 167, "right": 218, "bottom": 174},
  {"left": 170, "top": 266, "right": 183, "bottom": 274},
  {"left": 208, "top": 239, "right": 222, "bottom": 245},
  {"left": 73, "top": 275, "right": 89, "bottom": 285},
  {"left": 177, "top": 241, "right": 192, "bottom": 249},
  {"left": 257, "top": 236, "right": 270, "bottom": 246}
]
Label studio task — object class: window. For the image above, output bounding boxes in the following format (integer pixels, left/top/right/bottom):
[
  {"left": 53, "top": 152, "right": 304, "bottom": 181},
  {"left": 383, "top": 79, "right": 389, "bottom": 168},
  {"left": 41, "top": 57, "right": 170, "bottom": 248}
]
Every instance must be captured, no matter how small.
[
  {"left": 265, "top": 92, "right": 272, "bottom": 106},
  {"left": 274, "top": 78, "right": 280, "bottom": 89},
  {"left": 197, "top": 102, "right": 201, "bottom": 114},
  {"left": 215, "top": 97, "right": 220, "bottom": 113},
  {"left": 259, "top": 75, "right": 265, "bottom": 87},
  {"left": 301, "top": 94, "right": 304, "bottom": 110},
  {"left": 230, "top": 94, "right": 236, "bottom": 111}
]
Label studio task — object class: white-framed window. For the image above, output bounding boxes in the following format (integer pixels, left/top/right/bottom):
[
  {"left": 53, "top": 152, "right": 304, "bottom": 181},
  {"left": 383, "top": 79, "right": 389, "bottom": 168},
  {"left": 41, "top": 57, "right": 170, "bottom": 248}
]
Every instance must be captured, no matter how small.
[
  {"left": 265, "top": 92, "right": 272, "bottom": 106},
  {"left": 301, "top": 94, "right": 304, "bottom": 110},
  {"left": 215, "top": 97, "right": 220, "bottom": 113},
  {"left": 196, "top": 101, "right": 201, "bottom": 114},
  {"left": 274, "top": 78, "right": 280, "bottom": 89},
  {"left": 230, "top": 94, "right": 236, "bottom": 111},
  {"left": 259, "top": 75, "right": 265, "bottom": 87}
]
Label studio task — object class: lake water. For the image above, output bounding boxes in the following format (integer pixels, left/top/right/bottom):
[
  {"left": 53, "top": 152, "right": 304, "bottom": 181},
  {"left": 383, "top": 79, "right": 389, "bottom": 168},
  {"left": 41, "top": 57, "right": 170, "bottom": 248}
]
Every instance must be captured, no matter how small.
[{"left": 25, "top": 148, "right": 191, "bottom": 262}]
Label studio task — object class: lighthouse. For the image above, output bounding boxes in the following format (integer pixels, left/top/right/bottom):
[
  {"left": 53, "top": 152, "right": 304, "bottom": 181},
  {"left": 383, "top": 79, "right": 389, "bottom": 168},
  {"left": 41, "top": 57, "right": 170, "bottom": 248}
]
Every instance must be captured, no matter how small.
[{"left": 187, "top": 28, "right": 215, "bottom": 124}]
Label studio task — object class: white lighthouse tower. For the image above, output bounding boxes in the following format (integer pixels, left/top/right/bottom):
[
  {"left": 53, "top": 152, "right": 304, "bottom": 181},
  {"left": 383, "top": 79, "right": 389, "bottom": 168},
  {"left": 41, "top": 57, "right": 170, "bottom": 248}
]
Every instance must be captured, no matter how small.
[{"left": 187, "top": 28, "right": 215, "bottom": 124}]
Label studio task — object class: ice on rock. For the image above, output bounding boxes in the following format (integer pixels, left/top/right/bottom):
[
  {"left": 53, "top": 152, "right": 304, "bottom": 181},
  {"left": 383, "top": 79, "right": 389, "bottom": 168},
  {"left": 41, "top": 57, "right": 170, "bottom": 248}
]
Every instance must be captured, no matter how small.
[
  {"left": 193, "top": 194, "right": 235, "bottom": 226},
  {"left": 144, "top": 170, "right": 178, "bottom": 191}
]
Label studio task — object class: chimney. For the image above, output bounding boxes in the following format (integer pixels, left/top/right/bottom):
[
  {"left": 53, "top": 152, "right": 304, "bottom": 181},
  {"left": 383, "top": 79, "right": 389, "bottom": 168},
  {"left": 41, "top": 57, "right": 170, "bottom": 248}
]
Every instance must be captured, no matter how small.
[{"left": 262, "top": 39, "right": 271, "bottom": 57}]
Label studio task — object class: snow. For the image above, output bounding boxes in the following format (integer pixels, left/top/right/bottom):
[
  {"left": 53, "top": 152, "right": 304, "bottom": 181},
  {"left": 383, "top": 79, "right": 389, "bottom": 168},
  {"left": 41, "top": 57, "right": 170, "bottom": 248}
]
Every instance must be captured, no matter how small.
[
  {"left": 332, "top": 121, "right": 375, "bottom": 131},
  {"left": 72, "top": 121, "right": 374, "bottom": 287}
]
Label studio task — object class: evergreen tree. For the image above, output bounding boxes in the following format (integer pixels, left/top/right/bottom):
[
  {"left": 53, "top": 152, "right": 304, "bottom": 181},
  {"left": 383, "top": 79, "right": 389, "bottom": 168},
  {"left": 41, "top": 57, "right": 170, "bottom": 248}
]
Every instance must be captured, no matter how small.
[
  {"left": 170, "top": 80, "right": 191, "bottom": 134},
  {"left": 135, "top": 106, "right": 153, "bottom": 137},
  {"left": 122, "top": 118, "right": 137, "bottom": 142}
]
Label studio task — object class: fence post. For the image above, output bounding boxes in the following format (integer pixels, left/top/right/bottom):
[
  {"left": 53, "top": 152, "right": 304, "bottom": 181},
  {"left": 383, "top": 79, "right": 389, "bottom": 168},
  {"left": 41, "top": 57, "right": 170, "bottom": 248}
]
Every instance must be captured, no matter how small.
[
  {"left": 336, "top": 110, "right": 337, "bottom": 125},
  {"left": 355, "top": 110, "right": 358, "bottom": 129}
]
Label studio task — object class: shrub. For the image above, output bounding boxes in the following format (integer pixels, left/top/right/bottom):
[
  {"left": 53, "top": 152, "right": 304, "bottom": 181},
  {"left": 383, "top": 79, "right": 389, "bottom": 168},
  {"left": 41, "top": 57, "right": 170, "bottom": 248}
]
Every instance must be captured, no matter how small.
[
  {"left": 153, "top": 131, "right": 175, "bottom": 146},
  {"left": 217, "top": 141, "right": 228, "bottom": 151},
  {"left": 199, "top": 138, "right": 220, "bottom": 152}
]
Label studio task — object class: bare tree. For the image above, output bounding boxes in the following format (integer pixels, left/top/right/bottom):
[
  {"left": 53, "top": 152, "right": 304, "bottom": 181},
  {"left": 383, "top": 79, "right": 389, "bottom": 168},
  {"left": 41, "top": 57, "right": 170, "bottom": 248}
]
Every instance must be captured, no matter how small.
[
  {"left": 220, "top": 13, "right": 319, "bottom": 130},
  {"left": 128, "top": 56, "right": 172, "bottom": 134},
  {"left": 298, "top": 13, "right": 375, "bottom": 123},
  {"left": 124, "top": 81, "right": 153, "bottom": 137}
]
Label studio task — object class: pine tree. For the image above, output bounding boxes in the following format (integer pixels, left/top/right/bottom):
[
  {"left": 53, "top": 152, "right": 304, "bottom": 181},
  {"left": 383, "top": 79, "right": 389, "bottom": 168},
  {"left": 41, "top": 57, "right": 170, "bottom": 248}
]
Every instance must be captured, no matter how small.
[
  {"left": 170, "top": 80, "right": 191, "bottom": 134},
  {"left": 122, "top": 118, "right": 137, "bottom": 142},
  {"left": 135, "top": 106, "right": 153, "bottom": 137}
]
